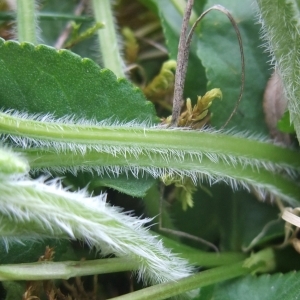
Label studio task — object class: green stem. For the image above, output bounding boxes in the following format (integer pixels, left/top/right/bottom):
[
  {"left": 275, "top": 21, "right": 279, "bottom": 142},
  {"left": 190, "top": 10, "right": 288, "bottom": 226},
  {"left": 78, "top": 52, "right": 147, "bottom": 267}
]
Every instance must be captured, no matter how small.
[
  {"left": 0, "top": 257, "right": 138, "bottom": 281},
  {"left": 110, "top": 248, "right": 275, "bottom": 300},
  {"left": 160, "top": 235, "right": 247, "bottom": 267},
  {"left": 91, "top": 0, "right": 125, "bottom": 77},
  {"left": 256, "top": 0, "right": 300, "bottom": 142},
  {"left": 16, "top": 0, "right": 38, "bottom": 44},
  {"left": 21, "top": 147, "right": 300, "bottom": 205},
  {"left": 0, "top": 112, "right": 298, "bottom": 171},
  {"left": 1, "top": 111, "right": 299, "bottom": 203}
]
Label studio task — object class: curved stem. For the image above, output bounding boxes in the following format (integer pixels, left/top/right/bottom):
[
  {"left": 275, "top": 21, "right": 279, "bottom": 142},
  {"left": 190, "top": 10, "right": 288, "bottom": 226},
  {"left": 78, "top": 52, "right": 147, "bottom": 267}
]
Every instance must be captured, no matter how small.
[
  {"left": 186, "top": 5, "right": 245, "bottom": 128},
  {"left": 110, "top": 248, "right": 275, "bottom": 300}
]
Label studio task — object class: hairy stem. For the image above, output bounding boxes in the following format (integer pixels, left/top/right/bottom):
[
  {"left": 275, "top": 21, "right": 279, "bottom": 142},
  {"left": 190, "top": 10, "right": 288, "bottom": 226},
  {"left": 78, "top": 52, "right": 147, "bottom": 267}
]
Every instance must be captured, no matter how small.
[
  {"left": 91, "top": 0, "right": 125, "bottom": 77},
  {"left": 0, "top": 112, "right": 299, "bottom": 171},
  {"left": 21, "top": 147, "right": 300, "bottom": 205},
  {"left": 0, "top": 176, "right": 193, "bottom": 285},
  {"left": 16, "top": 0, "right": 38, "bottom": 44},
  {"left": 171, "top": 0, "right": 194, "bottom": 126},
  {"left": 1, "top": 111, "right": 300, "bottom": 203}
]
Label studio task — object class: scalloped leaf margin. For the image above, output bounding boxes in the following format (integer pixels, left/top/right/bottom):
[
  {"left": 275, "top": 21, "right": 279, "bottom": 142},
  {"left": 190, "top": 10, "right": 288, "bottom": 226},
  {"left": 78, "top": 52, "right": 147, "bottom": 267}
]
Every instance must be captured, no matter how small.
[{"left": 0, "top": 38, "right": 158, "bottom": 123}]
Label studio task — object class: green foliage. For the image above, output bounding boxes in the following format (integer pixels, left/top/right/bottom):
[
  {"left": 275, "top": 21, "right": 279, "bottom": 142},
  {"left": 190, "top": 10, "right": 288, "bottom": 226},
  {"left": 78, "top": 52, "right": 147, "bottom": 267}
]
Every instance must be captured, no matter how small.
[{"left": 0, "top": 0, "right": 299, "bottom": 299}]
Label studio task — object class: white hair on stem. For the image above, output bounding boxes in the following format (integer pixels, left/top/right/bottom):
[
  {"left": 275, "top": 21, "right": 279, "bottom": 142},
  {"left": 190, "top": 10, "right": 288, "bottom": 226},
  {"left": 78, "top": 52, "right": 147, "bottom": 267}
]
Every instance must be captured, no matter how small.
[{"left": 0, "top": 109, "right": 299, "bottom": 175}]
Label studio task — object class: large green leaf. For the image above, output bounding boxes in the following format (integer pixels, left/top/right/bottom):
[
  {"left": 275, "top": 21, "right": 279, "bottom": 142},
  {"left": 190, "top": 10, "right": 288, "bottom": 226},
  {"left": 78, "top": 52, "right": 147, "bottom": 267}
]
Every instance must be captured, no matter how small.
[
  {"left": 0, "top": 38, "right": 157, "bottom": 122},
  {"left": 0, "top": 38, "right": 157, "bottom": 197},
  {"left": 196, "top": 0, "right": 271, "bottom": 132},
  {"left": 196, "top": 271, "right": 300, "bottom": 300}
]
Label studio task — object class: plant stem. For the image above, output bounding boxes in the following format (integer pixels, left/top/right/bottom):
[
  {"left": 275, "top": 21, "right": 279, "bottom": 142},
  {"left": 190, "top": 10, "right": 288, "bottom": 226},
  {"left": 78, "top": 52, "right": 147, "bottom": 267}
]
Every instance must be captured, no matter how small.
[
  {"left": 171, "top": 0, "right": 194, "bottom": 126},
  {"left": 160, "top": 235, "right": 247, "bottom": 267},
  {"left": 110, "top": 248, "right": 275, "bottom": 300},
  {"left": 1, "top": 111, "right": 299, "bottom": 203},
  {"left": 21, "top": 147, "right": 300, "bottom": 205},
  {"left": 0, "top": 258, "right": 138, "bottom": 281},
  {"left": 0, "top": 113, "right": 298, "bottom": 172},
  {"left": 16, "top": 0, "right": 38, "bottom": 44},
  {"left": 91, "top": 0, "right": 125, "bottom": 77}
]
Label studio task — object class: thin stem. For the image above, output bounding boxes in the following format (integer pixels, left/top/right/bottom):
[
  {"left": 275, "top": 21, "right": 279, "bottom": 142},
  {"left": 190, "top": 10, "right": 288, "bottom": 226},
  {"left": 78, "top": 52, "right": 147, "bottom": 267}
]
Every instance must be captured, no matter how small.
[
  {"left": 159, "top": 234, "right": 247, "bottom": 266},
  {"left": 186, "top": 5, "right": 245, "bottom": 128},
  {"left": 171, "top": 0, "right": 194, "bottom": 126},
  {"left": 91, "top": 0, "right": 125, "bottom": 77},
  {"left": 16, "top": 0, "right": 38, "bottom": 44},
  {"left": 110, "top": 248, "right": 275, "bottom": 300},
  {"left": 0, "top": 258, "right": 138, "bottom": 281}
]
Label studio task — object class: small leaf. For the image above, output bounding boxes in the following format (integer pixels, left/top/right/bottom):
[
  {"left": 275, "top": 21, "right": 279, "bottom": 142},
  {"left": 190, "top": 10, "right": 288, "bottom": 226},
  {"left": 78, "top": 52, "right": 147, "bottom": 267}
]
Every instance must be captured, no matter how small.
[
  {"left": 90, "top": 174, "right": 156, "bottom": 198},
  {"left": 278, "top": 111, "right": 295, "bottom": 134}
]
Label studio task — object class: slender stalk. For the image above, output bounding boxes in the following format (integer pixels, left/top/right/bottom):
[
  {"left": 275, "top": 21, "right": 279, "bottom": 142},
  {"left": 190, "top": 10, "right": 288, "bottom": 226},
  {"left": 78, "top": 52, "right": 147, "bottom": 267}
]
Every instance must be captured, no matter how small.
[
  {"left": 111, "top": 262, "right": 249, "bottom": 300},
  {"left": 160, "top": 235, "right": 247, "bottom": 267},
  {"left": 16, "top": 0, "right": 38, "bottom": 44},
  {"left": 0, "top": 258, "right": 138, "bottom": 281},
  {"left": 171, "top": 0, "right": 194, "bottom": 126},
  {"left": 110, "top": 248, "right": 275, "bottom": 300},
  {"left": 186, "top": 5, "right": 245, "bottom": 128},
  {"left": 91, "top": 0, "right": 125, "bottom": 77}
]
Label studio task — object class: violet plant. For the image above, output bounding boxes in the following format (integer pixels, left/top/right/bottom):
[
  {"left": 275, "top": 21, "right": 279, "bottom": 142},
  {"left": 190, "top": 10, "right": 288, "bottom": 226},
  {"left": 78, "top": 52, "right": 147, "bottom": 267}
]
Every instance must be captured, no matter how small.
[{"left": 0, "top": 0, "right": 299, "bottom": 299}]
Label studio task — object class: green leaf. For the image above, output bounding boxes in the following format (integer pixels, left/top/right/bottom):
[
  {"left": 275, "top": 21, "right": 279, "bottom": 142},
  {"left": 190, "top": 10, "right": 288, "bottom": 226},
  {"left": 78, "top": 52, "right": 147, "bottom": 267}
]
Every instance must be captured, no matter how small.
[
  {"left": 0, "top": 38, "right": 157, "bottom": 197},
  {"left": 90, "top": 174, "right": 156, "bottom": 198},
  {"left": 0, "top": 38, "right": 157, "bottom": 122},
  {"left": 196, "top": 0, "right": 271, "bottom": 132},
  {"left": 196, "top": 271, "right": 300, "bottom": 300},
  {"left": 277, "top": 111, "right": 295, "bottom": 134}
]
